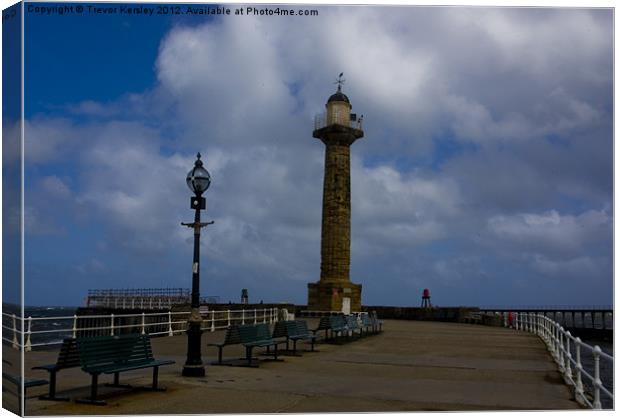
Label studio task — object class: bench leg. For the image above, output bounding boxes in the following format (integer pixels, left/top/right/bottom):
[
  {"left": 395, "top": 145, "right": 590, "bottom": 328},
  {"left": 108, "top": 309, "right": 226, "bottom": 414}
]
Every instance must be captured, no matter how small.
[
  {"left": 76, "top": 373, "right": 106, "bottom": 405},
  {"left": 246, "top": 347, "right": 253, "bottom": 366},
  {"left": 218, "top": 347, "right": 223, "bottom": 365},
  {"left": 90, "top": 374, "right": 99, "bottom": 401},
  {"left": 105, "top": 372, "right": 132, "bottom": 389},
  {"left": 146, "top": 366, "right": 166, "bottom": 392},
  {"left": 39, "top": 370, "right": 69, "bottom": 402},
  {"left": 292, "top": 340, "right": 297, "bottom": 356},
  {"left": 18, "top": 388, "right": 23, "bottom": 416},
  {"left": 273, "top": 344, "right": 278, "bottom": 361}
]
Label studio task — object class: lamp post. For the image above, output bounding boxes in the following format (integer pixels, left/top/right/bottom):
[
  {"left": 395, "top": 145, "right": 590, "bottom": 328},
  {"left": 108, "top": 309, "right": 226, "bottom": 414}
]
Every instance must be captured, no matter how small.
[{"left": 181, "top": 152, "right": 213, "bottom": 377}]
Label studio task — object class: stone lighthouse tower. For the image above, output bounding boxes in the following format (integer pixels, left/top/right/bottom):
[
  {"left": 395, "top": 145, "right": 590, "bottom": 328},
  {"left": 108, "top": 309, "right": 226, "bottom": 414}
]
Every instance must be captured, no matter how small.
[{"left": 308, "top": 74, "right": 364, "bottom": 314}]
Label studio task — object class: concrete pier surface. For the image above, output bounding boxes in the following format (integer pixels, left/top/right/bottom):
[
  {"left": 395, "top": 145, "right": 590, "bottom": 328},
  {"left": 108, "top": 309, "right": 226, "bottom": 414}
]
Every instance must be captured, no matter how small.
[{"left": 20, "top": 320, "right": 580, "bottom": 414}]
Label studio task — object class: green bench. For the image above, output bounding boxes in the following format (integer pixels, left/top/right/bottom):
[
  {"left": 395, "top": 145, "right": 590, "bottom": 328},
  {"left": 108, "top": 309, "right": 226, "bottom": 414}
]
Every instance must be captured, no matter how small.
[
  {"left": 2, "top": 372, "right": 48, "bottom": 415},
  {"left": 275, "top": 320, "right": 316, "bottom": 355},
  {"left": 370, "top": 311, "right": 384, "bottom": 333},
  {"left": 344, "top": 315, "right": 362, "bottom": 339},
  {"left": 359, "top": 313, "right": 378, "bottom": 335},
  {"left": 208, "top": 326, "right": 242, "bottom": 365},
  {"left": 329, "top": 315, "right": 349, "bottom": 341},
  {"left": 293, "top": 320, "right": 317, "bottom": 353},
  {"left": 238, "top": 323, "right": 285, "bottom": 366},
  {"left": 314, "top": 315, "right": 348, "bottom": 342},
  {"left": 32, "top": 338, "right": 80, "bottom": 401},
  {"left": 76, "top": 334, "right": 175, "bottom": 405}
]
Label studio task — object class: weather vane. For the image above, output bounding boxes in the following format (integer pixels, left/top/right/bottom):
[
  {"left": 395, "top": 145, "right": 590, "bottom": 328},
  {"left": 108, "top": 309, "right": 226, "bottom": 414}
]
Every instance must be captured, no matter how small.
[{"left": 334, "top": 72, "right": 345, "bottom": 92}]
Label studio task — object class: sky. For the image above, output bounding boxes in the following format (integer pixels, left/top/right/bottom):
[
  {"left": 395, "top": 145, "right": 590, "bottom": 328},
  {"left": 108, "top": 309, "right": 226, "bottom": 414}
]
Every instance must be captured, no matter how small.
[{"left": 3, "top": 2, "right": 613, "bottom": 307}]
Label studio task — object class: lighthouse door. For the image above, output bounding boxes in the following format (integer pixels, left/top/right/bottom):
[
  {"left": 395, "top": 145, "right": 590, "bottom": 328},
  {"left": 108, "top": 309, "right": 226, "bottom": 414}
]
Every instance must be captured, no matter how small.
[{"left": 342, "top": 297, "right": 351, "bottom": 314}]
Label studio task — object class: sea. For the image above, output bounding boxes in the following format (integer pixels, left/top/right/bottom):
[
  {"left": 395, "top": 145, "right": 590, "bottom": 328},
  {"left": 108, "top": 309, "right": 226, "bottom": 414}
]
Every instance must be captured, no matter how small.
[{"left": 2, "top": 305, "right": 614, "bottom": 409}]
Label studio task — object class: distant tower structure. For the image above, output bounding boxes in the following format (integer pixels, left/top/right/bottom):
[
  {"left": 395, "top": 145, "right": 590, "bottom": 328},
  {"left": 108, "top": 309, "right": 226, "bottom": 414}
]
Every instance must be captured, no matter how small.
[
  {"left": 421, "top": 289, "right": 432, "bottom": 308},
  {"left": 241, "top": 288, "right": 249, "bottom": 304},
  {"left": 308, "top": 74, "right": 364, "bottom": 314}
]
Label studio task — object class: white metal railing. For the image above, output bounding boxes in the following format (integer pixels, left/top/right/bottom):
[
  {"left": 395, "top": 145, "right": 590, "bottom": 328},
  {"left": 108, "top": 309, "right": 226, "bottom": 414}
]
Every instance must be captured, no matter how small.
[
  {"left": 2, "top": 308, "right": 279, "bottom": 351},
  {"left": 314, "top": 113, "right": 363, "bottom": 131},
  {"left": 508, "top": 312, "right": 613, "bottom": 409}
]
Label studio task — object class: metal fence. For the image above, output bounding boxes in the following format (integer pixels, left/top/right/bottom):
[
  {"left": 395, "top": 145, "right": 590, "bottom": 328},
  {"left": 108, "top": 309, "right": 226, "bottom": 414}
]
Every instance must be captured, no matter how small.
[
  {"left": 510, "top": 312, "right": 613, "bottom": 409},
  {"left": 2, "top": 307, "right": 279, "bottom": 351}
]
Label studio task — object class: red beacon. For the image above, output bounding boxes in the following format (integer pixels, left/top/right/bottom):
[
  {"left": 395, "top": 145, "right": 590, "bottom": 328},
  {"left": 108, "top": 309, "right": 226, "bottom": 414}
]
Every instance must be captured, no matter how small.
[{"left": 421, "top": 289, "right": 432, "bottom": 308}]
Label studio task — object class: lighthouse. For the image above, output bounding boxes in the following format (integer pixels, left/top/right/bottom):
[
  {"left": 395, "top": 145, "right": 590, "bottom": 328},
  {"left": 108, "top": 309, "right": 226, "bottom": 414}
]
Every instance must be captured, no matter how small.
[{"left": 307, "top": 74, "right": 364, "bottom": 314}]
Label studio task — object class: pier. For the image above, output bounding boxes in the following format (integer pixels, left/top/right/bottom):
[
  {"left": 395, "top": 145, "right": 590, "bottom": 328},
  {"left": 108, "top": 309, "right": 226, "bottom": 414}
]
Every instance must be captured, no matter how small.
[
  {"left": 85, "top": 288, "right": 221, "bottom": 310},
  {"left": 479, "top": 307, "right": 613, "bottom": 340},
  {"left": 10, "top": 319, "right": 583, "bottom": 414}
]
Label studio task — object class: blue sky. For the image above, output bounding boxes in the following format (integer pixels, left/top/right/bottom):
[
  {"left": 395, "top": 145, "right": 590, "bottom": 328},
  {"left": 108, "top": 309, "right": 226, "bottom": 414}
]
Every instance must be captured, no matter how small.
[{"left": 4, "top": 3, "right": 613, "bottom": 307}]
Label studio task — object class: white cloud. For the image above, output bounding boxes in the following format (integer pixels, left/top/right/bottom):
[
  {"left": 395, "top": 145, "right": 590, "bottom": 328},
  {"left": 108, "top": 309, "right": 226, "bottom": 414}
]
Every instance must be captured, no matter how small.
[
  {"left": 22, "top": 6, "right": 613, "bottom": 305},
  {"left": 487, "top": 209, "right": 611, "bottom": 257},
  {"left": 529, "top": 254, "right": 607, "bottom": 280},
  {"left": 24, "top": 117, "right": 82, "bottom": 164},
  {"left": 40, "top": 176, "right": 71, "bottom": 199}
]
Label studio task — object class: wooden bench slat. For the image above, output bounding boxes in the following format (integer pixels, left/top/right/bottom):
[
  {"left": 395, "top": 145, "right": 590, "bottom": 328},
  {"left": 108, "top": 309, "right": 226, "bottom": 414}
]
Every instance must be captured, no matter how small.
[{"left": 75, "top": 334, "right": 175, "bottom": 405}]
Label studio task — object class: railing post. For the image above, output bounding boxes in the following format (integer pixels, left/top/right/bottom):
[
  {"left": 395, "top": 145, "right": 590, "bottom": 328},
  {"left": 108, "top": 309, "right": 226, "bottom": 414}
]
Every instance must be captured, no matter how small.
[
  {"left": 241, "top": 309, "right": 245, "bottom": 325},
  {"left": 25, "top": 316, "right": 32, "bottom": 352},
  {"left": 525, "top": 313, "right": 528, "bottom": 332},
  {"left": 254, "top": 309, "right": 257, "bottom": 324},
  {"left": 553, "top": 324, "right": 559, "bottom": 360},
  {"left": 141, "top": 313, "right": 146, "bottom": 335},
  {"left": 110, "top": 313, "right": 115, "bottom": 336},
  {"left": 227, "top": 310, "right": 231, "bottom": 327},
  {"left": 548, "top": 317, "right": 554, "bottom": 350},
  {"left": 515, "top": 312, "right": 520, "bottom": 330},
  {"left": 574, "top": 337, "right": 585, "bottom": 405},
  {"left": 538, "top": 314, "right": 543, "bottom": 339},
  {"left": 557, "top": 327, "right": 566, "bottom": 372},
  {"left": 11, "top": 314, "right": 19, "bottom": 349},
  {"left": 525, "top": 313, "right": 529, "bottom": 332},
  {"left": 550, "top": 321, "right": 555, "bottom": 357},
  {"left": 168, "top": 311, "right": 173, "bottom": 336},
  {"left": 211, "top": 311, "right": 215, "bottom": 332},
  {"left": 592, "top": 346, "right": 602, "bottom": 409},
  {"left": 564, "top": 331, "right": 573, "bottom": 384},
  {"left": 72, "top": 314, "right": 78, "bottom": 338},
  {"left": 263, "top": 308, "right": 267, "bottom": 324}
]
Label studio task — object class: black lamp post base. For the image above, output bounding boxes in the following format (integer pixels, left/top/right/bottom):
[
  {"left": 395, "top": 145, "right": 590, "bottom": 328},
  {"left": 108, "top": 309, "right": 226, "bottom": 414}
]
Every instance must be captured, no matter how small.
[
  {"left": 182, "top": 364, "right": 206, "bottom": 377},
  {"left": 183, "top": 315, "right": 205, "bottom": 378}
]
